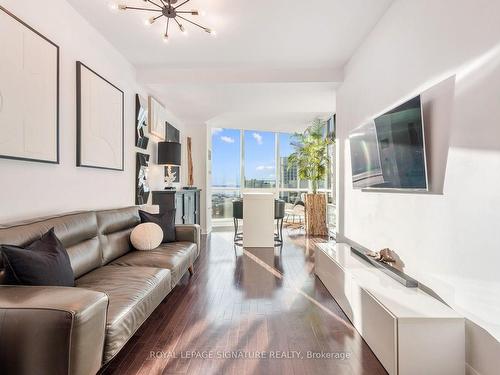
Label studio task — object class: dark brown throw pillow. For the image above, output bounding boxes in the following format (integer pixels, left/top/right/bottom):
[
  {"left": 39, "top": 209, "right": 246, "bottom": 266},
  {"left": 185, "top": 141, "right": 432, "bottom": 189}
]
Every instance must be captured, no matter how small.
[
  {"left": 139, "top": 210, "right": 176, "bottom": 243},
  {"left": 1, "top": 228, "right": 75, "bottom": 287}
]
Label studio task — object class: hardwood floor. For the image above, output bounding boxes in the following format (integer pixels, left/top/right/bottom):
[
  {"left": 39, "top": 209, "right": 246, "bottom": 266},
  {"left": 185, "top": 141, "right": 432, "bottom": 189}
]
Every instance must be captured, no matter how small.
[{"left": 100, "top": 229, "right": 387, "bottom": 375}]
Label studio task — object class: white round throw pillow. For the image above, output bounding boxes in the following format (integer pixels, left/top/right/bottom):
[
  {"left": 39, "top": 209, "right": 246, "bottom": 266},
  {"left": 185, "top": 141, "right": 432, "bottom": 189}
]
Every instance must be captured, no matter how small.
[{"left": 130, "top": 223, "right": 163, "bottom": 251}]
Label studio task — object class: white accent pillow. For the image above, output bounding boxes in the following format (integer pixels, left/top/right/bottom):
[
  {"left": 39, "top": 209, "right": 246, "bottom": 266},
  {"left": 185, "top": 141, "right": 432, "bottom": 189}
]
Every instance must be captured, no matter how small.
[{"left": 130, "top": 223, "right": 163, "bottom": 251}]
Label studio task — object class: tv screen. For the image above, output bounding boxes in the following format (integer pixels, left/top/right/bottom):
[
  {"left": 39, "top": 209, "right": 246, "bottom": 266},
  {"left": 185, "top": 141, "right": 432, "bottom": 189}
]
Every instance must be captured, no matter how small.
[
  {"left": 349, "top": 121, "right": 384, "bottom": 189},
  {"left": 349, "top": 96, "right": 428, "bottom": 190}
]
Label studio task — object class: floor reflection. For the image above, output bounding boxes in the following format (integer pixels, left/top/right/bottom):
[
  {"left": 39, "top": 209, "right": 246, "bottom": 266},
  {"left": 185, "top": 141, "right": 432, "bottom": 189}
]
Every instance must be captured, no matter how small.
[
  {"left": 234, "top": 247, "right": 284, "bottom": 298},
  {"left": 102, "top": 228, "right": 387, "bottom": 375}
]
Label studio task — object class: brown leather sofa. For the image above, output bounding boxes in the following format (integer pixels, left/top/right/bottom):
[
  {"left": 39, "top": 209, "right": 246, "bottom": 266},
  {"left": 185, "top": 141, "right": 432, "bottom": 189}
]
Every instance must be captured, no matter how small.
[{"left": 0, "top": 206, "right": 200, "bottom": 375}]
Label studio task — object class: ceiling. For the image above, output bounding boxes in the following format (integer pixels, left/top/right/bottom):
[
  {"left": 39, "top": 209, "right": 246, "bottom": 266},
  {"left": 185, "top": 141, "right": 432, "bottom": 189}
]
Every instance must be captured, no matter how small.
[
  {"left": 149, "top": 82, "right": 338, "bottom": 126},
  {"left": 207, "top": 112, "right": 334, "bottom": 133},
  {"left": 67, "top": 0, "right": 393, "bottom": 127}
]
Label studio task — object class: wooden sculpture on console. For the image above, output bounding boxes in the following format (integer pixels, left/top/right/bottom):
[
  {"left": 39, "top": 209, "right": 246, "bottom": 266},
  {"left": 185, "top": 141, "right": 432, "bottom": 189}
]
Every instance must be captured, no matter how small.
[{"left": 367, "top": 248, "right": 397, "bottom": 264}]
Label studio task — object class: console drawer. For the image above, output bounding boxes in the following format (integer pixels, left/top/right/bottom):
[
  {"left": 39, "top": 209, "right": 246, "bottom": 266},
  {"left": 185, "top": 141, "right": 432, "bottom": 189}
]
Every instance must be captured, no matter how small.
[
  {"left": 315, "top": 243, "right": 464, "bottom": 375},
  {"left": 315, "top": 249, "right": 353, "bottom": 320},
  {"left": 351, "top": 283, "right": 397, "bottom": 375}
]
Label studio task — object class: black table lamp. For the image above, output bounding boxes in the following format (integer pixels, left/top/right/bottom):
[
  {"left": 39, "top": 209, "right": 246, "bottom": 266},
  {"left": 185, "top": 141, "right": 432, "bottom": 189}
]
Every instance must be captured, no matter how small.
[{"left": 158, "top": 141, "right": 181, "bottom": 189}]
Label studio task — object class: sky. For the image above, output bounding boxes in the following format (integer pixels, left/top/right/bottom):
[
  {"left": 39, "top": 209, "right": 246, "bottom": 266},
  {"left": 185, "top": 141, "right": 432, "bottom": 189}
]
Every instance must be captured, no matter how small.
[
  {"left": 212, "top": 128, "right": 240, "bottom": 187},
  {"left": 211, "top": 128, "right": 295, "bottom": 187},
  {"left": 244, "top": 130, "right": 275, "bottom": 182}
]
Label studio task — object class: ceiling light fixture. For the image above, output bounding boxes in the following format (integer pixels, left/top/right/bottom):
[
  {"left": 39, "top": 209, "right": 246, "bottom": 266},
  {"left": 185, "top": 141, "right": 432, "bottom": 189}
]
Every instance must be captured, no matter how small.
[{"left": 115, "top": 0, "right": 215, "bottom": 41}]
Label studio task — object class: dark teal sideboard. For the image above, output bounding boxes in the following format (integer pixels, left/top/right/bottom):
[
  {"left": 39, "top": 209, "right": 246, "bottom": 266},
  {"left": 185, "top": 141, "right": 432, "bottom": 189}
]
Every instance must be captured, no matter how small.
[{"left": 152, "top": 189, "right": 201, "bottom": 225}]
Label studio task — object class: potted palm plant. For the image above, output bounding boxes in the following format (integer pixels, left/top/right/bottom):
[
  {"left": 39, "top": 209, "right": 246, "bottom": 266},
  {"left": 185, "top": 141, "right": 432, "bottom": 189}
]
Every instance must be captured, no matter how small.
[{"left": 288, "top": 118, "right": 334, "bottom": 236}]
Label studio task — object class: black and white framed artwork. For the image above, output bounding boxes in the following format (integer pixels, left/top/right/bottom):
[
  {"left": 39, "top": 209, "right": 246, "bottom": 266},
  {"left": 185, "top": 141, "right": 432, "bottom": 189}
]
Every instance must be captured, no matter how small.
[
  {"left": 76, "top": 61, "right": 124, "bottom": 171},
  {"left": 135, "top": 94, "right": 149, "bottom": 149},
  {"left": 0, "top": 6, "right": 59, "bottom": 164},
  {"left": 148, "top": 96, "right": 165, "bottom": 140},
  {"left": 166, "top": 122, "right": 180, "bottom": 143},
  {"left": 136, "top": 152, "right": 150, "bottom": 205}
]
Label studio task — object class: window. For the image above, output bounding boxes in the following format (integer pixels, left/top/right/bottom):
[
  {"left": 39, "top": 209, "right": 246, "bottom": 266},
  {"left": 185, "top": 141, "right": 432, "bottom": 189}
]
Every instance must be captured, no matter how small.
[
  {"left": 244, "top": 131, "right": 276, "bottom": 188},
  {"left": 212, "top": 128, "right": 241, "bottom": 188},
  {"left": 279, "top": 191, "right": 302, "bottom": 204},
  {"left": 210, "top": 123, "right": 335, "bottom": 223},
  {"left": 211, "top": 190, "right": 241, "bottom": 219},
  {"left": 211, "top": 128, "right": 242, "bottom": 219},
  {"left": 279, "top": 133, "right": 298, "bottom": 189}
]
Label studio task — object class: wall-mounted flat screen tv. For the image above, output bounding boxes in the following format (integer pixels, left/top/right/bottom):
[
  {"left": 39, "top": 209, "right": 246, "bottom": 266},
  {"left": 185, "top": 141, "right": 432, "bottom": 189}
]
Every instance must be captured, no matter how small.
[
  {"left": 349, "top": 121, "right": 384, "bottom": 189},
  {"left": 349, "top": 96, "right": 428, "bottom": 190}
]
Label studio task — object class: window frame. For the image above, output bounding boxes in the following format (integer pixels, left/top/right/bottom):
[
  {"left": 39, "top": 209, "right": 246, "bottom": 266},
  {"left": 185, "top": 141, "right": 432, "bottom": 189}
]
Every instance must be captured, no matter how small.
[{"left": 210, "top": 126, "right": 334, "bottom": 223}]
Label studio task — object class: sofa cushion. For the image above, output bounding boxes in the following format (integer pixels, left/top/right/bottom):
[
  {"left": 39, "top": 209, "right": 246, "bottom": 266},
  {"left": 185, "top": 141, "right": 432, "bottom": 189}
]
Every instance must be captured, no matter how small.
[
  {"left": 0, "top": 212, "right": 100, "bottom": 281},
  {"left": 139, "top": 210, "right": 176, "bottom": 243},
  {"left": 130, "top": 223, "right": 163, "bottom": 251},
  {"left": 111, "top": 242, "right": 197, "bottom": 288},
  {"left": 76, "top": 265, "right": 171, "bottom": 363},
  {"left": 96, "top": 207, "right": 140, "bottom": 265},
  {"left": 2, "top": 228, "right": 75, "bottom": 286}
]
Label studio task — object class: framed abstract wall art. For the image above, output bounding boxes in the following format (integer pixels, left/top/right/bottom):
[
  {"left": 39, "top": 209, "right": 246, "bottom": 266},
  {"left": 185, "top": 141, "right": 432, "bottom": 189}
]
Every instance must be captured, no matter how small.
[
  {"left": 76, "top": 61, "right": 124, "bottom": 171},
  {"left": 148, "top": 96, "right": 166, "bottom": 140},
  {"left": 0, "top": 6, "right": 59, "bottom": 164},
  {"left": 136, "top": 152, "right": 150, "bottom": 205},
  {"left": 135, "top": 94, "right": 149, "bottom": 149}
]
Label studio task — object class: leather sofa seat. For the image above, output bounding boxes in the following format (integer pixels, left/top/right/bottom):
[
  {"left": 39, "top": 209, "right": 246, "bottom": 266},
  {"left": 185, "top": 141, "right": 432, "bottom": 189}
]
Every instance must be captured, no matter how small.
[
  {"left": 111, "top": 242, "right": 197, "bottom": 288},
  {"left": 0, "top": 207, "right": 200, "bottom": 375},
  {"left": 76, "top": 265, "right": 172, "bottom": 363}
]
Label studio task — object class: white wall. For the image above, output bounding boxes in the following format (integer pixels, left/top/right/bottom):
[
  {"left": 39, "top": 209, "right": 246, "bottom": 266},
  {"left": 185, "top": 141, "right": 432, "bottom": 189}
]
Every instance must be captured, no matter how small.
[
  {"left": 0, "top": 0, "right": 188, "bottom": 223},
  {"left": 336, "top": 1, "right": 500, "bottom": 374},
  {"left": 0, "top": 0, "right": 144, "bottom": 222}
]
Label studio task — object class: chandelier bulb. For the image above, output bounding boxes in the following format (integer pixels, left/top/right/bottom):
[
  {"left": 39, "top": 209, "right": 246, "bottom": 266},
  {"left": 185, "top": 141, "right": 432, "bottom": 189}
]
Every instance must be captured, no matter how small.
[
  {"left": 118, "top": 4, "right": 127, "bottom": 11},
  {"left": 163, "top": 34, "right": 169, "bottom": 43},
  {"left": 146, "top": 17, "right": 155, "bottom": 26}
]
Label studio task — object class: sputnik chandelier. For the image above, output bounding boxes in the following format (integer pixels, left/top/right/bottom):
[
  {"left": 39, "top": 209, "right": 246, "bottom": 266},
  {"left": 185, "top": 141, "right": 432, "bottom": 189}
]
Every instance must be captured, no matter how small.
[{"left": 114, "top": 0, "right": 214, "bottom": 41}]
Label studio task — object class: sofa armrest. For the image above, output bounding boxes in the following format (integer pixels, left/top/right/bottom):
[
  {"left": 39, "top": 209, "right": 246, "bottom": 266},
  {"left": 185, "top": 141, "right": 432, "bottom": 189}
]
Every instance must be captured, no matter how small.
[
  {"left": 175, "top": 224, "right": 201, "bottom": 256},
  {"left": 0, "top": 286, "right": 108, "bottom": 375}
]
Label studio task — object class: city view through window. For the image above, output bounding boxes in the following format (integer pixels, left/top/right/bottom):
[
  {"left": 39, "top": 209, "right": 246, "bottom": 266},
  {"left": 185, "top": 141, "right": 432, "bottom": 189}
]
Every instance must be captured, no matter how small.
[
  {"left": 244, "top": 130, "right": 276, "bottom": 188},
  {"left": 211, "top": 126, "right": 334, "bottom": 221}
]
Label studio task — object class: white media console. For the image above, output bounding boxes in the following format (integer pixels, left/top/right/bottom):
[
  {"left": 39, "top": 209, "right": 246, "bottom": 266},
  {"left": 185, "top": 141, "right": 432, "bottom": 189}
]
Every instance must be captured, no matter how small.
[{"left": 315, "top": 243, "right": 465, "bottom": 375}]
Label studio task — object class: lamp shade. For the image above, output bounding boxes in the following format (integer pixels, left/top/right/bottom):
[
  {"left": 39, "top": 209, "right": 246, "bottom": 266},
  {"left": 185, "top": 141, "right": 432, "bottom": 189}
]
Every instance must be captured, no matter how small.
[{"left": 158, "top": 141, "right": 181, "bottom": 166}]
